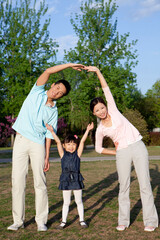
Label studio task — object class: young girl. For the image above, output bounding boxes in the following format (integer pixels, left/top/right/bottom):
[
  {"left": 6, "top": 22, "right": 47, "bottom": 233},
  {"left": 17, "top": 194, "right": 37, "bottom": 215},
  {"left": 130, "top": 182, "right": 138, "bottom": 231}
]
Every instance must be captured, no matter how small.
[
  {"left": 46, "top": 122, "right": 94, "bottom": 229},
  {"left": 84, "top": 65, "right": 158, "bottom": 232}
]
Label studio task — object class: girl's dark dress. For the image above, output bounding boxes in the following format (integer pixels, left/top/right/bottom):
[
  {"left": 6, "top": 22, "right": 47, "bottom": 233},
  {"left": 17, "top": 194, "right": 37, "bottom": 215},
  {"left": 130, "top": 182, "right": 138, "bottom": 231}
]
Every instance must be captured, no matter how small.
[{"left": 59, "top": 150, "right": 84, "bottom": 190}]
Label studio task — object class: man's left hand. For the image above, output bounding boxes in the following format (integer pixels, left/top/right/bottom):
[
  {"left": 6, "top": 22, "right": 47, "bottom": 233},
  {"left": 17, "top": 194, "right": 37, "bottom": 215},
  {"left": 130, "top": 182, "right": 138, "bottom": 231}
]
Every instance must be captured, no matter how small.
[{"left": 44, "top": 157, "right": 50, "bottom": 172}]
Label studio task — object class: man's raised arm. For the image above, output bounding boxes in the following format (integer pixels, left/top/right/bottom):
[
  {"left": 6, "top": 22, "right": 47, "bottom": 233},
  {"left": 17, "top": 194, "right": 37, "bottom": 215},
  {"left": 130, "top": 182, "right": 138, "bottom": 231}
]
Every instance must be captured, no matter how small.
[{"left": 37, "top": 63, "right": 84, "bottom": 86}]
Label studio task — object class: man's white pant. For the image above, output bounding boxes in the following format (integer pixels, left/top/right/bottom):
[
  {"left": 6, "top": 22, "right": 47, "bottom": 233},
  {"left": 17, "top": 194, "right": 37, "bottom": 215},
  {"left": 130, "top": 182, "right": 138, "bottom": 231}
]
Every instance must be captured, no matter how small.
[
  {"left": 12, "top": 134, "right": 48, "bottom": 225},
  {"left": 116, "top": 140, "right": 158, "bottom": 227}
]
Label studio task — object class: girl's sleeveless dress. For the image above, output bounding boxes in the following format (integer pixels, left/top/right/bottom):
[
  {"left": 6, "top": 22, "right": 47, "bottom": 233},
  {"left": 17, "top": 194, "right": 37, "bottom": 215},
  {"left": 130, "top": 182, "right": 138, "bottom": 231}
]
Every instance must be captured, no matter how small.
[{"left": 58, "top": 150, "right": 84, "bottom": 190}]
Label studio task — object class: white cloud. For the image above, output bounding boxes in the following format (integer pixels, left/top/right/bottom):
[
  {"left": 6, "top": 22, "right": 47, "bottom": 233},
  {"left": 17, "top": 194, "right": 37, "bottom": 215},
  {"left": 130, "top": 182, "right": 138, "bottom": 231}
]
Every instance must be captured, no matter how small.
[
  {"left": 116, "top": 0, "right": 160, "bottom": 20},
  {"left": 56, "top": 34, "right": 78, "bottom": 59},
  {"left": 133, "top": 0, "right": 160, "bottom": 20},
  {"left": 47, "top": 6, "right": 57, "bottom": 14},
  {"left": 65, "top": 2, "right": 82, "bottom": 17},
  {"left": 33, "top": 0, "right": 58, "bottom": 14}
]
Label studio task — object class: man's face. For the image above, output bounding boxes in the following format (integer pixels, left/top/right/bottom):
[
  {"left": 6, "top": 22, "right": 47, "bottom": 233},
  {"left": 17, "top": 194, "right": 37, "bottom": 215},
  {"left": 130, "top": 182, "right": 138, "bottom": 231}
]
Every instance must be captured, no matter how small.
[{"left": 47, "top": 83, "right": 67, "bottom": 100}]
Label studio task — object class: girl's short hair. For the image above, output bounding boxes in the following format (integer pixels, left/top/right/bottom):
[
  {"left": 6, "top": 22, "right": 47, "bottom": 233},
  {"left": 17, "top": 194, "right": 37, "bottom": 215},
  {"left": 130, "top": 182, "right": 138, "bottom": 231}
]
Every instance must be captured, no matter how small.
[
  {"left": 90, "top": 97, "right": 107, "bottom": 112},
  {"left": 63, "top": 134, "right": 80, "bottom": 147}
]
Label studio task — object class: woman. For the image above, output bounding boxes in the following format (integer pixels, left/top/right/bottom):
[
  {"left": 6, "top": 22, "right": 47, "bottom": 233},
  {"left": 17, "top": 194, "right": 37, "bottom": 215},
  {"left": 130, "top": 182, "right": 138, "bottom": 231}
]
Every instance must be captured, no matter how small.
[{"left": 85, "top": 66, "right": 158, "bottom": 232}]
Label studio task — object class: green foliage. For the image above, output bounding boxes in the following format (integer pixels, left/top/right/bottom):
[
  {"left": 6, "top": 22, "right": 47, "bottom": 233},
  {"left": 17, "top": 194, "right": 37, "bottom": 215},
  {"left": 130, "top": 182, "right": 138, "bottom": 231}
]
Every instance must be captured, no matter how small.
[
  {"left": 145, "top": 80, "right": 160, "bottom": 129},
  {"left": 0, "top": 0, "right": 58, "bottom": 117},
  {"left": 132, "top": 80, "right": 160, "bottom": 130},
  {"left": 123, "top": 108, "right": 150, "bottom": 145},
  {"left": 64, "top": 0, "right": 138, "bottom": 131},
  {"left": 56, "top": 68, "right": 93, "bottom": 132}
]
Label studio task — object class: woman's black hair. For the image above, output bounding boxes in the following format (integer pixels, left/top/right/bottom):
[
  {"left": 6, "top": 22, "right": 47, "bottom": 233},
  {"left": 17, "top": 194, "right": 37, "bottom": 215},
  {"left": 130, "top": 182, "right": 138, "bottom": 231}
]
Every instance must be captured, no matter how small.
[
  {"left": 55, "top": 79, "right": 71, "bottom": 96},
  {"left": 90, "top": 97, "right": 107, "bottom": 112},
  {"left": 63, "top": 134, "right": 80, "bottom": 147}
]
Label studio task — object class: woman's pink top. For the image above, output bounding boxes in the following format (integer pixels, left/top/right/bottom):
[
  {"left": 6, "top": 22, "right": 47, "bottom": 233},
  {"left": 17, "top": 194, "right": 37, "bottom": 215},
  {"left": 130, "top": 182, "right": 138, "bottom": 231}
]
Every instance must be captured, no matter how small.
[{"left": 95, "top": 86, "right": 142, "bottom": 153}]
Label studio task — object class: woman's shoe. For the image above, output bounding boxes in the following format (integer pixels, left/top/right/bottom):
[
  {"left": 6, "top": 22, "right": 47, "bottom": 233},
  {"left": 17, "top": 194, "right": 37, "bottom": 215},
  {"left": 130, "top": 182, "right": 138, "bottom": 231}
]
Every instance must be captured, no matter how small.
[
  {"left": 116, "top": 225, "right": 127, "bottom": 231},
  {"left": 56, "top": 222, "right": 66, "bottom": 230},
  {"left": 144, "top": 226, "right": 156, "bottom": 232},
  {"left": 79, "top": 221, "right": 88, "bottom": 228}
]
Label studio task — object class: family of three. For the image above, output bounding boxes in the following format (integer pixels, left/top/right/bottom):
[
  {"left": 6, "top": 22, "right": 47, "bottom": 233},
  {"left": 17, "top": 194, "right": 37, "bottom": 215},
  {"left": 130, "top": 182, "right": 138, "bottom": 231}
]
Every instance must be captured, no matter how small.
[{"left": 8, "top": 63, "right": 158, "bottom": 232}]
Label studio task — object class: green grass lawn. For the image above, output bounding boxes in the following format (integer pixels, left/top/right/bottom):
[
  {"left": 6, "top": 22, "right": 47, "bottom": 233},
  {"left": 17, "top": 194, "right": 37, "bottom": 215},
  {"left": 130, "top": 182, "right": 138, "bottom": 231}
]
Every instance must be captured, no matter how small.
[
  {"left": 0, "top": 160, "right": 160, "bottom": 240},
  {"left": 0, "top": 146, "right": 160, "bottom": 159}
]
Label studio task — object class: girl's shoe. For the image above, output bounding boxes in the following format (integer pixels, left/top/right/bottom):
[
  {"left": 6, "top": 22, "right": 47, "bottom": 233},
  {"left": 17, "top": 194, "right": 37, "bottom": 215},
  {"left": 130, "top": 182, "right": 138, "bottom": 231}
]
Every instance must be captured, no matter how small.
[
  {"left": 116, "top": 225, "right": 127, "bottom": 231},
  {"left": 79, "top": 221, "right": 88, "bottom": 228},
  {"left": 56, "top": 222, "right": 66, "bottom": 230},
  {"left": 144, "top": 226, "right": 156, "bottom": 232}
]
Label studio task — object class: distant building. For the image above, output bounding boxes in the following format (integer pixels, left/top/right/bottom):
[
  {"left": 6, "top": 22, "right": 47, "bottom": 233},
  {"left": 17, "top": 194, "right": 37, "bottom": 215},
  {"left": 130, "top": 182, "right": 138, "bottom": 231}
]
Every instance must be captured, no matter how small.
[{"left": 153, "top": 128, "right": 160, "bottom": 132}]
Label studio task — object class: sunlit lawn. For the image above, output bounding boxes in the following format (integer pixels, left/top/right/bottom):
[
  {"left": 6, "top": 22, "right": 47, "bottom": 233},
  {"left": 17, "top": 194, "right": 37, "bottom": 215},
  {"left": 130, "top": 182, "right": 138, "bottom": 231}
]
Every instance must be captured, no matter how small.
[{"left": 0, "top": 160, "right": 160, "bottom": 240}]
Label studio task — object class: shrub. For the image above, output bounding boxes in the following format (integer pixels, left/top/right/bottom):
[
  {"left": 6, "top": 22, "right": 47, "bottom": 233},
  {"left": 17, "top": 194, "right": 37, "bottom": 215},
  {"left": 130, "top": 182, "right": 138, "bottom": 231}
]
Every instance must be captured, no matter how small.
[
  {"left": 0, "top": 116, "right": 16, "bottom": 147},
  {"left": 123, "top": 108, "right": 150, "bottom": 145},
  {"left": 103, "top": 136, "right": 114, "bottom": 148},
  {"left": 57, "top": 117, "right": 67, "bottom": 133}
]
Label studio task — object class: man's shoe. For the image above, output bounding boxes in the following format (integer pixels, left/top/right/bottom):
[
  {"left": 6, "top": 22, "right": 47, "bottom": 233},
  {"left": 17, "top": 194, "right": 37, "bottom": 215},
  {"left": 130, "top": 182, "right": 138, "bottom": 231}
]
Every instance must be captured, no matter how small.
[
  {"left": 7, "top": 223, "right": 24, "bottom": 231},
  {"left": 37, "top": 224, "right": 47, "bottom": 231}
]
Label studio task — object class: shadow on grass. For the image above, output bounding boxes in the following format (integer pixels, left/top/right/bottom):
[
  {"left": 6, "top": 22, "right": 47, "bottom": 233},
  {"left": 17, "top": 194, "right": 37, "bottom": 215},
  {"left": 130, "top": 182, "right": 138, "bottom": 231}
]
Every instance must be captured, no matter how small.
[
  {"left": 25, "top": 163, "right": 160, "bottom": 229},
  {"left": 130, "top": 163, "right": 160, "bottom": 225},
  {"left": 152, "top": 164, "right": 160, "bottom": 223},
  {"left": 47, "top": 166, "right": 135, "bottom": 228}
]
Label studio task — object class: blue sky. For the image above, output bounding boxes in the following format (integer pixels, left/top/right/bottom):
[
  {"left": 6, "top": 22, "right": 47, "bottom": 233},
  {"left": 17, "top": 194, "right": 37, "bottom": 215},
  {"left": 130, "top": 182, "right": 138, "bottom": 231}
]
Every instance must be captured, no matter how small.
[{"left": 18, "top": 0, "right": 160, "bottom": 94}]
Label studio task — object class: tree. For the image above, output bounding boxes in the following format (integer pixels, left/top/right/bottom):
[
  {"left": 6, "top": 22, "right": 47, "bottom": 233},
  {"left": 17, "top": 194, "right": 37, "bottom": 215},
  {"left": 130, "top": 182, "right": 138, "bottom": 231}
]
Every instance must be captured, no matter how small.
[
  {"left": 145, "top": 80, "right": 160, "bottom": 129},
  {"left": 123, "top": 109, "right": 150, "bottom": 145},
  {"left": 133, "top": 80, "right": 160, "bottom": 130},
  {"left": 0, "top": 0, "right": 58, "bottom": 118},
  {"left": 64, "top": 0, "right": 138, "bottom": 130}
]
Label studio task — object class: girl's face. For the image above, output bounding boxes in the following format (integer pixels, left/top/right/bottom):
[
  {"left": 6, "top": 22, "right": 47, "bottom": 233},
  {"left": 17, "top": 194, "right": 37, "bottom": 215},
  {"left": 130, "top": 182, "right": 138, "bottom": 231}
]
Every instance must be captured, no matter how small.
[
  {"left": 63, "top": 141, "right": 77, "bottom": 153},
  {"left": 93, "top": 102, "right": 108, "bottom": 119}
]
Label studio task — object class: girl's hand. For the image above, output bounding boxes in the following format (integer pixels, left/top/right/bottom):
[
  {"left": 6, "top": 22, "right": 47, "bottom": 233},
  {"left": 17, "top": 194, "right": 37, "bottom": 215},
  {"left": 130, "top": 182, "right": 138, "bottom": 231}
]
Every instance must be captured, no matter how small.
[
  {"left": 87, "top": 122, "right": 94, "bottom": 131},
  {"left": 46, "top": 123, "right": 54, "bottom": 133},
  {"left": 84, "top": 66, "right": 99, "bottom": 73}
]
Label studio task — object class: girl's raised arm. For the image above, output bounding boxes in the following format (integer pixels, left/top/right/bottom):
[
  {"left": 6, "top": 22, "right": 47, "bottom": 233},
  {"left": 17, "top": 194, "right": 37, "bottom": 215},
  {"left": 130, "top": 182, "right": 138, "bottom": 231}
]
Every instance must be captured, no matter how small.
[
  {"left": 46, "top": 124, "right": 64, "bottom": 158},
  {"left": 77, "top": 122, "right": 94, "bottom": 158}
]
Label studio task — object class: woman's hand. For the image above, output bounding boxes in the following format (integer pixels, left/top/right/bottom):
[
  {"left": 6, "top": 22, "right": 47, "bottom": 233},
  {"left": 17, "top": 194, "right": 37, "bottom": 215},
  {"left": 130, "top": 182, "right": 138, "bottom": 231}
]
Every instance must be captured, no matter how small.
[
  {"left": 84, "top": 66, "right": 99, "bottom": 73},
  {"left": 85, "top": 65, "right": 107, "bottom": 88},
  {"left": 114, "top": 141, "right": 119, "bottom": 151},
  {"left": 70, "top": 63, "right": 85, "bottom": 71}
]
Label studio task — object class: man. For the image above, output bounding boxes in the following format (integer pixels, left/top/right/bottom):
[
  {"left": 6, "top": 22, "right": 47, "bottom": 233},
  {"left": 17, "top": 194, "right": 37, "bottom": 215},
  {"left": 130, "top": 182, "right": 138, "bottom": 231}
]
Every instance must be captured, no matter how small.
[{"left": 7, "top": 63, "right": 84, "bottom": 231}]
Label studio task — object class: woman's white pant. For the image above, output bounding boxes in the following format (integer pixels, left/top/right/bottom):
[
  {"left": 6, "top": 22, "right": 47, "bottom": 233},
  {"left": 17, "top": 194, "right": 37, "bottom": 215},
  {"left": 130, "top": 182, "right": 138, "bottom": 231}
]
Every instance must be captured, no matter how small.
[
  {"left": 116, "top": 140, "right": 158, "bottom": 227},
  {"left": 62, "top": 190, "right": 84, "bottom": 223},
  {"left": 12, "top": 134, "right": 48, "bottom": 225}
]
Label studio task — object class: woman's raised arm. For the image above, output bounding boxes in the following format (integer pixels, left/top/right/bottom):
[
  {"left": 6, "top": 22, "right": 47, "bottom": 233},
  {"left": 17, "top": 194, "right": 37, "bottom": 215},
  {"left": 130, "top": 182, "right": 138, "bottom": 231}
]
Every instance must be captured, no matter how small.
[{"left": 84, "top": 66, "right": 108, "bottom": 88}]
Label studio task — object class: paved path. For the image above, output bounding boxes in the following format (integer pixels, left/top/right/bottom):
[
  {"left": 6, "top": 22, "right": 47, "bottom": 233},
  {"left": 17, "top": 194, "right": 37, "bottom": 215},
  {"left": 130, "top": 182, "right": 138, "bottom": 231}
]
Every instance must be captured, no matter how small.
[{"left": 0, "top": 155, "right": 160, "bottom": 163}]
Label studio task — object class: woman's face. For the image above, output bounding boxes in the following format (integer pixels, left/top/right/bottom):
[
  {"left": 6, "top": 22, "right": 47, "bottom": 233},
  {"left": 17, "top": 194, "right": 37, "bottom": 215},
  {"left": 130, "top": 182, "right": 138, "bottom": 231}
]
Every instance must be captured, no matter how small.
[{"left": 93, "top": 102, "right": 108, "bottom": 119}]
